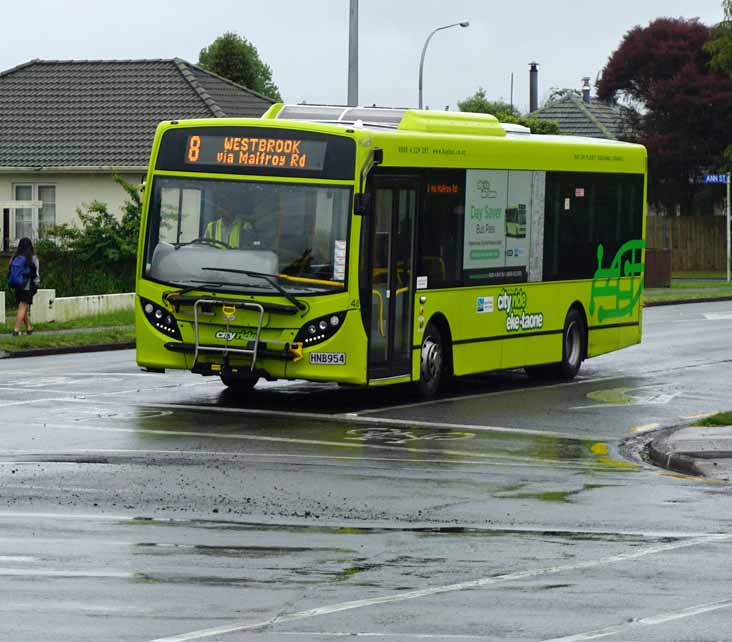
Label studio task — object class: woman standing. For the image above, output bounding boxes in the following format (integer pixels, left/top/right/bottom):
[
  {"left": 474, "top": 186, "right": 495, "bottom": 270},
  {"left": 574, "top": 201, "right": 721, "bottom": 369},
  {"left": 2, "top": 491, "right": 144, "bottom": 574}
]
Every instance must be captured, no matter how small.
[{"left": 8, "top": 237, "right": 40, "bottom": 336}]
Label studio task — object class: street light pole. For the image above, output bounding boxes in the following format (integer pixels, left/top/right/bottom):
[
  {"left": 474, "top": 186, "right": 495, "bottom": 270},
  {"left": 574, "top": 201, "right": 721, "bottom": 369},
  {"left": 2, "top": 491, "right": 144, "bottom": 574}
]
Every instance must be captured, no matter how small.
[
  {"left": 347, "top": 0, "right": 358, "bottom": 106},
  {"left": 418, "top": 21, "right": 469, "bottom": 109}
]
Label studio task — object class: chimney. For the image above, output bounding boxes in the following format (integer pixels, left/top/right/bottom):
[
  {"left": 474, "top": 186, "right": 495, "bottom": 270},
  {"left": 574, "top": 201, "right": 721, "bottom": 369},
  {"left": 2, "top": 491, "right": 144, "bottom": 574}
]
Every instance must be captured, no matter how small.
[
  {"left": 582, "top": 77, "right": 591, "bottom": 104},
  {"left": 529, "top": 62, "right": 539, "bottom": 112}
]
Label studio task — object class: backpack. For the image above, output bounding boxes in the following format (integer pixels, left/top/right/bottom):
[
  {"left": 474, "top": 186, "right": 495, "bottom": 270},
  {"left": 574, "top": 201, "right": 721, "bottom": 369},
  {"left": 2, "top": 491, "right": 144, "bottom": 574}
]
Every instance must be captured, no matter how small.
[{"left": 7, "top": 255, "right": 30, "bottom": 288}]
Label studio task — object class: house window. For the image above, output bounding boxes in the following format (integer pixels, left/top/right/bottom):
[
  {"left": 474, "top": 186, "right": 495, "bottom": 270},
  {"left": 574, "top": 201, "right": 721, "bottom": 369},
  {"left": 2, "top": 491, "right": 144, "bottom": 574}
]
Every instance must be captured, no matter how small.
[
  {"left": 12, "top": 184, "right": 56, "bottom": 241},
  {"left": 38, "top": 185, "right": 56, "bottom": 238}
]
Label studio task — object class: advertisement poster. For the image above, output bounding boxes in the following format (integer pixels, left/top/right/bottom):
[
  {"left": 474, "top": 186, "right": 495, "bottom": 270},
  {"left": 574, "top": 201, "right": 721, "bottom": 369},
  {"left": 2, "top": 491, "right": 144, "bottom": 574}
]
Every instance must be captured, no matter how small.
[
  {"left": 463, "top": 169, "right": 508, "bottom": 271},
  {"left": 463, "top": 169, "right": 533, "bottom": 279}
]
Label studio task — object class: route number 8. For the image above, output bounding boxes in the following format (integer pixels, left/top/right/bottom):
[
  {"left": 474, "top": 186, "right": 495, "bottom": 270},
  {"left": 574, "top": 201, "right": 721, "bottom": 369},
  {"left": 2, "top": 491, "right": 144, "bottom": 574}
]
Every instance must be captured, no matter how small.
[{"left": 187, "top": 135, "right": 201, "bottom": 162}]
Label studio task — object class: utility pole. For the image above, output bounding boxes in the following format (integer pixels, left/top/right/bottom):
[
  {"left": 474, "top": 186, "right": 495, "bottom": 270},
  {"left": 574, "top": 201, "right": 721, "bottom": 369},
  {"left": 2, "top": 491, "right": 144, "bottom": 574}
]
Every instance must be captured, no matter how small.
[
  {"left": 348, "top": 0, "right": 358, "bottom": 106},
  {"left": 727, "top": 172, "right": 732, "bottom": 283}
]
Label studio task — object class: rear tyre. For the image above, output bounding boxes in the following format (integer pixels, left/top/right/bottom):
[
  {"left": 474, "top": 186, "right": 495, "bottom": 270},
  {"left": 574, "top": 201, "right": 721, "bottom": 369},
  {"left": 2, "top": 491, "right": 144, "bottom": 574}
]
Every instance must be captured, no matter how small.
[
  {"left": 558, "top": 308, "right": 585, "bottom": 379},
  {"left": 220, "top": 371, "right": 258, "bottom": 393},
  {"left": 419, "top": 322, "right": 448, "bottom": 399}
]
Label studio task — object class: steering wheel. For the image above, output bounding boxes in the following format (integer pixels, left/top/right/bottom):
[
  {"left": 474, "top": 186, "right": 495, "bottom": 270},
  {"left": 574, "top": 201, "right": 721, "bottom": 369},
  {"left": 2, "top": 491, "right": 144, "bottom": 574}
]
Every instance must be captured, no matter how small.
[{"left": 188, "top": 237, "right": 233, "bottom": 250}]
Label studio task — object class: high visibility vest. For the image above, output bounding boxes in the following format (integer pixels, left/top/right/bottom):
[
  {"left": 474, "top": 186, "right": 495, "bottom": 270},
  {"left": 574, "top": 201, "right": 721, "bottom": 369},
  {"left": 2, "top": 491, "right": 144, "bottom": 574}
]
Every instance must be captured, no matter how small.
[{"left": 205, "top": 219, "right": 241, "bottom": 247}]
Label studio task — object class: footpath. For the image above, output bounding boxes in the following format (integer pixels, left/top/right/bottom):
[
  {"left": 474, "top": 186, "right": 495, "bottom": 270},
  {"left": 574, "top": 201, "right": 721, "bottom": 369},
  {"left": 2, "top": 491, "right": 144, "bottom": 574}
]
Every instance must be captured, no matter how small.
[
  {"left": 3, "top": 287, "right": 732, "bottom": 482},
  {"left": 647, "top": 425, "right": 732, "bottom": 482}
]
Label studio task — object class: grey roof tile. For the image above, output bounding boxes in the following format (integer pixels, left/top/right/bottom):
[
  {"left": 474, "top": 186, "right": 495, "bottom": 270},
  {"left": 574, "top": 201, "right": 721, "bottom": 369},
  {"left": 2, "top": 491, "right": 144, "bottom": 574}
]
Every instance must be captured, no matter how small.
[
  {"left": 532, "top": 95, "right": 631, "bottom": 140},
  {"left": 0, "top": 59, "right": 275, "bottom": 168}
]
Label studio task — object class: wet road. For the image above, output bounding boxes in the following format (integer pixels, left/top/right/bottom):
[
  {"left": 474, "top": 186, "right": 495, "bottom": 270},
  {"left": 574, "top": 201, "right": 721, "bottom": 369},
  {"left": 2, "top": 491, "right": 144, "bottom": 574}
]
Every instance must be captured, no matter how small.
[{"left": 1, "top": 301, "right": 732, "bottom": 641}]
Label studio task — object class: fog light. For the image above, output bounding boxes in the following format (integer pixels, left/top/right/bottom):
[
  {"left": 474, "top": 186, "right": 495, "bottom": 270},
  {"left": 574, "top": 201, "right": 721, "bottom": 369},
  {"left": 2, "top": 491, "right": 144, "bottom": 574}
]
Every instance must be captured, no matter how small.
[
  {"left": 318, "top": 320, "right": 328, "bottom": 331},
  {"left": 330, "top": 315, "right": 340, "bottom": 327},
  {"left": 144, "top": 303, "right": 154, "bottom": 314},
  {"left": 154, "top": 309, "right": 163, "bottom": 319},
  {"left": 308, "top": 324, "right": 317, "bottom": 334}
]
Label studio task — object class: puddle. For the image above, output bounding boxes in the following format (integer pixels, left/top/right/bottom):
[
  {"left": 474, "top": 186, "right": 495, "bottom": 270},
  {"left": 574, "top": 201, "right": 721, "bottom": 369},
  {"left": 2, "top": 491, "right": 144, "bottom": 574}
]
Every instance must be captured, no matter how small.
[
  {"left": 132, "top": 542, "right": 349, "bottom": 558},
  {"left": 494, "top": 483, "right": 614, "bottom": 503}
]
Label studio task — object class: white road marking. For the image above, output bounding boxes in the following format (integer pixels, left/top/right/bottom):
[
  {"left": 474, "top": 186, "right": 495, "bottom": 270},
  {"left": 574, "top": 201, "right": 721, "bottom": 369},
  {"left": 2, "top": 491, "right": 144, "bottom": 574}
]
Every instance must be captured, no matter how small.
[
  {"left": 0, "top": 568, "right": 132, "bottom": 579},
  {"left": 29, "top": 423, "right": 611, "bottom": 469},
  {"left": 148, "top": 534, "right": 732, "bottom": 642},
  {"left": 703, "top": 312, "right": 732, "bottom": 320},
  {"left": 143, "top": 402, "right": 585, "bottom": 439},
  {"left": 542, "top": 597, "right": 732, "bottom": 642},
  {"left": 0, "top": 396, "right": 89, "bottom": 408},
  {"left": 355, "top": 374, "right": 628, "bottom": 416},
  {"left": 0, "top": 381, "right": 207, "bottom": 408}
]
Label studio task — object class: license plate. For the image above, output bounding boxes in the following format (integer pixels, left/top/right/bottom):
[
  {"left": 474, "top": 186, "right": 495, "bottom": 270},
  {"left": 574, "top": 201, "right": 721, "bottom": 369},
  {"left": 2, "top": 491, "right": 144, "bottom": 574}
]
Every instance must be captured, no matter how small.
[{"left": 309, "top": 352, "right": 346, "bottom": 365}]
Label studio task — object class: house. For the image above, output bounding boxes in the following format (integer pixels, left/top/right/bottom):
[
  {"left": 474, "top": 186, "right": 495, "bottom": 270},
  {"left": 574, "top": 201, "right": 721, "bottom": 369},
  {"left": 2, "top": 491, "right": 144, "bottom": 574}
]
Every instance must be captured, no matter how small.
[
  {"left": 0, "top": 58, "right": 274, "bottom": 249},
  {"left": 531, "top": 79, "right": 630, "bottom": 140}
]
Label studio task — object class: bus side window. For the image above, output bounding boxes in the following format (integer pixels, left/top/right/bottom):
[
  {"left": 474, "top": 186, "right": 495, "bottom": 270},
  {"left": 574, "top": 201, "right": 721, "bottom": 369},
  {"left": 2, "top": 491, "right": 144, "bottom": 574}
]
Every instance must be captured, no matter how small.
[
  {"left": 418, "top": 171, "right": 465, "bottom": 287},
  {"left": 543, "top": 172, "right": 644, "bottom": 281}
]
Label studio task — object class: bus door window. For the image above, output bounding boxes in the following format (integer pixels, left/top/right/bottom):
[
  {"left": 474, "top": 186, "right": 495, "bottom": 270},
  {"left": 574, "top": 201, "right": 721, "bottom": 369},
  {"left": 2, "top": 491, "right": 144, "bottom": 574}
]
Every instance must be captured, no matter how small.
[
  {"left": 393, "top": 188, "right": 415, "bottom": 365},
  {"left": 368, "top": 182, "right": 417, "bottom": 376},
  {"left": 370, "top": 188, "right": 393, "bottom": 360}
]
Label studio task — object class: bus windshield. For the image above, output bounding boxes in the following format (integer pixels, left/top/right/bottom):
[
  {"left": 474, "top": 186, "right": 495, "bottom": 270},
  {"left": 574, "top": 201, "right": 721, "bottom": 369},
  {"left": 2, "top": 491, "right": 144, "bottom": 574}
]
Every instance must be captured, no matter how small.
[{"left": 144, "top": 177, "right": 351, "bottom": 294}]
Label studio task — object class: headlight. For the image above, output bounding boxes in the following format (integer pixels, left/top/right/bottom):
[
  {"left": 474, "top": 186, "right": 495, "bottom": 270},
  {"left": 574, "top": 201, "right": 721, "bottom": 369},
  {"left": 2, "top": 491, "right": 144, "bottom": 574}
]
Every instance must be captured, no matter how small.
[
  {"left": 295, "top": 311, "right": 347, "bottom": 347},
  {"left": 140, "top": 297, "right": 182, "bottom": 340}
]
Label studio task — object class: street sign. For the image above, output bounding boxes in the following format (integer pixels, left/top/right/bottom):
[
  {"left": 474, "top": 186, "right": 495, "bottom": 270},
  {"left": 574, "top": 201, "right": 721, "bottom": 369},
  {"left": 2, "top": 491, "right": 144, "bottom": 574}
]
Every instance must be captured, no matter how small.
[{"left": 704, "top": 174, "right": 729, "bottom": 184}]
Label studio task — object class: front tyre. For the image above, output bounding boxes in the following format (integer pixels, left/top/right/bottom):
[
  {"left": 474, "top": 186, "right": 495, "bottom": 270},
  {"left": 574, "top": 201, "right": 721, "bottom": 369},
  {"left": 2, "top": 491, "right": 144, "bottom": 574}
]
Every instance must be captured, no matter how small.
[
  {"left": 220, "top": 371, "right": 258, "bottom": 393},
  {"left": 419, "top": 322, "right": 447, "bottom": 399},
  {"left": 558, "top": 308, "right": 585, "bottom": 379}
]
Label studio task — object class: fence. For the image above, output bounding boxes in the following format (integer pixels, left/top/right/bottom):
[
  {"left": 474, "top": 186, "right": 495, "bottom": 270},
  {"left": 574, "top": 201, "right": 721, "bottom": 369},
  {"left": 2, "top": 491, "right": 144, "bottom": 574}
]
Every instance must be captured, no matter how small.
[{"left": 646, "top": 216, "right": 727, "bottom": 272}]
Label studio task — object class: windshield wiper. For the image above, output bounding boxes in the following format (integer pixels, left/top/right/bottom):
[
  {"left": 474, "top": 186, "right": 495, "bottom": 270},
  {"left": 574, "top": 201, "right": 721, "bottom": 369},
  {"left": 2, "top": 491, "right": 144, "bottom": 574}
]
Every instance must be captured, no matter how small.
[{"left": 201, "top": 267, "right": 306, "bottom": 311}]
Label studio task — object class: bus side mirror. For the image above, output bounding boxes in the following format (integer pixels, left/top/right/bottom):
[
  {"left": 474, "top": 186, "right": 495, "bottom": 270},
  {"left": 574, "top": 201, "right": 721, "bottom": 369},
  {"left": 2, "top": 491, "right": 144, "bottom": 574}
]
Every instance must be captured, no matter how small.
[{"left": 354, "top": 193, "right": 372, "bottom": 216}]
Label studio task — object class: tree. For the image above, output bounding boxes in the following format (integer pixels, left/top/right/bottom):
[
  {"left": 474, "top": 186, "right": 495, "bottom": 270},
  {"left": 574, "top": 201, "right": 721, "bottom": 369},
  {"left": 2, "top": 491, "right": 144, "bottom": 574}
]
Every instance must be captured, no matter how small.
[
  {"left": 546, "top": 87, "right": 581, "bottom": 102},
  {"left": 198, "top": 32, "right": 282, "bottom": 101},
  {"left": 457, "top": 88, "right": 560, "bottom": 135},
  {"left": 597, "top": 17, "right": 732, "bottom": 215},
  {"left": 457, "top": 89, "right": 520, "bottom": 118},
  {"left": 705, "top": 0, "right": 732, "bottom": 75}
]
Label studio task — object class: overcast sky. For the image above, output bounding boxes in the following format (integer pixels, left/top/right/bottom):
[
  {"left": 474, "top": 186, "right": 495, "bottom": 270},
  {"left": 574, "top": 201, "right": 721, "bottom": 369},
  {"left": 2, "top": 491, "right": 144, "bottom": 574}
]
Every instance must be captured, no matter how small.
[{"left": 0, "top": 0, "right": 724, "bottom": 112}]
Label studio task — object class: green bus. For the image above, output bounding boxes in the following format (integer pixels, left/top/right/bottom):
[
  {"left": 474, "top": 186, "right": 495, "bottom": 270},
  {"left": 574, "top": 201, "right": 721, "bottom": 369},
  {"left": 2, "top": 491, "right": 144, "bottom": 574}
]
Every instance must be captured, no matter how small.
[{"left": 135, "top": 105, "right": 646, "bottom": 398}]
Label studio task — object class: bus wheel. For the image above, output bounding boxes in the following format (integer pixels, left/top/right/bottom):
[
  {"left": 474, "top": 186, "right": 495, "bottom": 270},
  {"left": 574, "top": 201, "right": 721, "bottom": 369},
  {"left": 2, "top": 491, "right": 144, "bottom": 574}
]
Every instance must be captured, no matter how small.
[
  {"left": 558, "top": 308, "right": 585, "bottom": 379},
  {"left": 220, "top": 372, "right": 258, "bottom": 393},
  {"left": 419, "top": 322, "right": 446, "bottom": 399}
]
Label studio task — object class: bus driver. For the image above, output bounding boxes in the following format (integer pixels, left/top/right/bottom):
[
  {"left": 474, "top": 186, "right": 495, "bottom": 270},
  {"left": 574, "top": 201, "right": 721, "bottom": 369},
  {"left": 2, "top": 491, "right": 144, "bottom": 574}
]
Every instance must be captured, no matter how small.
[{"left": 204, "top": 211, "right": 257, "bottom": 248}]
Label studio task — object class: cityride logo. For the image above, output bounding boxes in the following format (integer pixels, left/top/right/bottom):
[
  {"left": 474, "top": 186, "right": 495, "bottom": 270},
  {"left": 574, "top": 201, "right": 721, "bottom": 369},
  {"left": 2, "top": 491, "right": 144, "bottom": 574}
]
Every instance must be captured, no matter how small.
[{"left": 497, "top": 288, "right": 544, "bottom": 333}]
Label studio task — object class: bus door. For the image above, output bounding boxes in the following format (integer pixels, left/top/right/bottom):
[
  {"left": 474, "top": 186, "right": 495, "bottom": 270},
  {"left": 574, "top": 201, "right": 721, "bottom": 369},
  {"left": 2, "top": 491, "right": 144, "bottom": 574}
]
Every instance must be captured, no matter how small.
[{"left": 365, "top": 178, "right": 417, "bottom": 380}]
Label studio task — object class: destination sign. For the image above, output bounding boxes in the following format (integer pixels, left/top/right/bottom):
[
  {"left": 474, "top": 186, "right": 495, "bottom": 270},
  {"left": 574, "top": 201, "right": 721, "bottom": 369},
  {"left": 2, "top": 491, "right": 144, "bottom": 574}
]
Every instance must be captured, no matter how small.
[{"left": 185, "top": 135, "right": 327, "bottom": 170}]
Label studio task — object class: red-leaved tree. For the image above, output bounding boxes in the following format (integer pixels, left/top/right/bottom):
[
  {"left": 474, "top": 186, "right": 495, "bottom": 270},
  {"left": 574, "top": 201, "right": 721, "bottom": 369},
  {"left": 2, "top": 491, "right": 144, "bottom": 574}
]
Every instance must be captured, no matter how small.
[{"left": 597, "top": 18, "right": 732, "bottom": 215}]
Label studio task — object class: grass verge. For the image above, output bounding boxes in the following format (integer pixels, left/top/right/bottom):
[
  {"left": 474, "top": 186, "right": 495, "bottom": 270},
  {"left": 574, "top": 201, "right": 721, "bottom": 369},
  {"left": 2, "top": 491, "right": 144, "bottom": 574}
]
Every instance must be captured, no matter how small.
[
  {"left": 645, "top": 288, "right": 732, "bottom": 303},
  {"left": 673, "top": 271, "right": 727, "bottom": 280},
  {"left": 692, "top": 412, "right": 732, "bottom": 427},
  {"left": 0, "top": 326, "right": 134, "bottom": 352}
]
